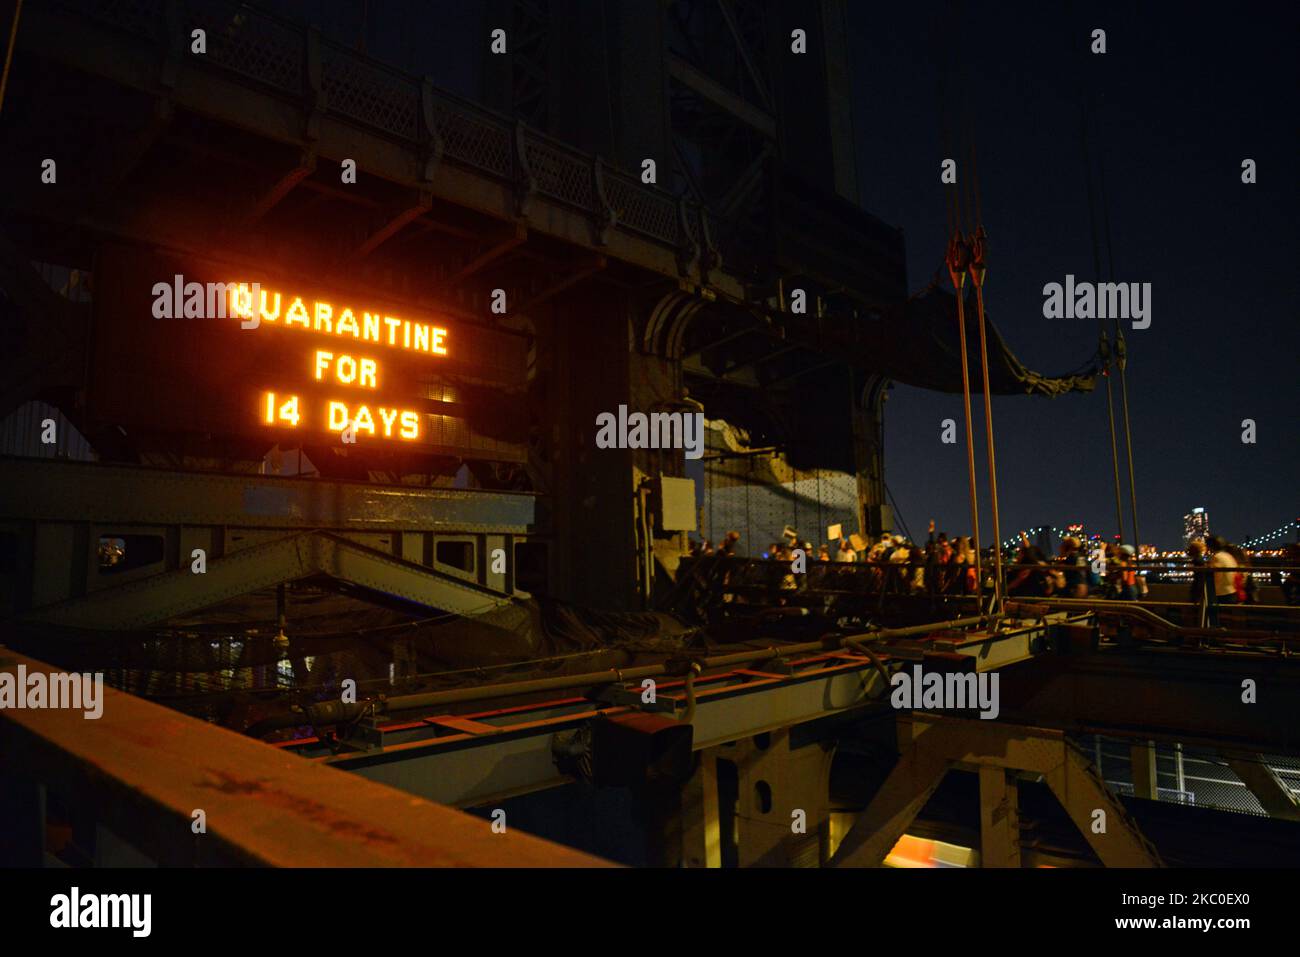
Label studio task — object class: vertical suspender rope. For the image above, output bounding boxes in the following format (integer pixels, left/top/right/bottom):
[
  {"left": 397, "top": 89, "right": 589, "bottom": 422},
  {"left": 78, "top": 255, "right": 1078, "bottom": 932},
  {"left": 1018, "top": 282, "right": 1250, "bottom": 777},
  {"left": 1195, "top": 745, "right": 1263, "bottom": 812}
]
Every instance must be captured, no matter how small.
[
  {"left": 1081, "top": 98, "right": 1126, "bottom": 543},
  {"left": 966, "top": 109, "right": 982, "bottom": 230},
  {"left": 1099, "top": 333, "right": 1125, "bottom": 542},
  {"left": 968, "top": 227, "right": 1003, "bottom": 614},
  {"left": 946, "top": 236, "right": 981, "bottom": 606},
  {"left": 962, "top": 70, "right": 1004, "bottom": 613},
  {"left": 938, "top": 5, "right": 959, "bottom": 242},
  {"left": 1116, "top": 331, "right": 1141, "bottom": 548},
  {"left": 939, "top": 3, "right": 981, "bottom": 603},
  {"left": 1097, "top": 109, "right": 1143, "bottom": 550}
]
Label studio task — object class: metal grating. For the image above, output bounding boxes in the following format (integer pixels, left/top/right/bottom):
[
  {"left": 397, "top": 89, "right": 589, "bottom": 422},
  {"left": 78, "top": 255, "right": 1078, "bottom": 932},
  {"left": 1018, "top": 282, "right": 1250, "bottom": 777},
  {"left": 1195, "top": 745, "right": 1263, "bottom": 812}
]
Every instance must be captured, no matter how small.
[
  {"left": 1106, "top": 782, "right": 1197, "bottom": 805},
  {"left": 523, "top": 137, "right": 593, "bottom": 210},
  {"left": 321, "top": 43, "right": 421, "bottom": 142},
  {"left": 702, "top": 460, "right": 858, "bottom": 557},
  {"left": 190, "top": 1, "right": 304, "bottom": 95},
  {"left": 605, "top": 172, "right": 679, "bottom": 244},
  {"left": 1088, "top": 735, "right": 1300, "bottom": 817},
  {"left": 430, "top": 97, "right": 513, "bottom": 178}
]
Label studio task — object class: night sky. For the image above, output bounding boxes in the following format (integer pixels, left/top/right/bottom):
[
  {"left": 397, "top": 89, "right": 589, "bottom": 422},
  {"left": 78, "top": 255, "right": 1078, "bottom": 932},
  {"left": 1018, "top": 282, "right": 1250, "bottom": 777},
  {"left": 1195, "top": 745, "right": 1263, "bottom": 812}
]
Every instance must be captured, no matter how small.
[
  {"left": 85, "top": 1, "right": 1296, "bottom": 550},
  {"left": 848, "top": 2, "right": 1298, "bottom": 548}
]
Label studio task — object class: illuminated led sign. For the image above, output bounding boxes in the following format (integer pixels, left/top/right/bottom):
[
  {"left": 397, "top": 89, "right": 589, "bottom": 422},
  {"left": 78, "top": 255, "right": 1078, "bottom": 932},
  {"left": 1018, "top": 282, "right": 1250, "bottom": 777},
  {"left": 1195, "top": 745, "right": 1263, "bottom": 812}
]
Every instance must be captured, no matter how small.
[
  {"left": 88, "top": 247, "right": 530, "bottom": 460},
  {"left": 222, "top": 284, "right": 457, "bottom": 442},
  {"left": 261, "top": 391, "right": 424, "bottom": 441},
  {"left": 227, "top": 285, "right": 449, "bottom": 358}
]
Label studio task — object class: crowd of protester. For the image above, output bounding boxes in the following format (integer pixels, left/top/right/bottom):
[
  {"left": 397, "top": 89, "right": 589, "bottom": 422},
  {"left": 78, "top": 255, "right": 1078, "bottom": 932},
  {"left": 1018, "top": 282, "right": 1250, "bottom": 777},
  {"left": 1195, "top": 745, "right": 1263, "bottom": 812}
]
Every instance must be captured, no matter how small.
[
  {"left": 687, "top": 522, "right": 1292, "bottom": 614},
  {"left": 686, "top": 521, "right": 987, "bottom": 597}
]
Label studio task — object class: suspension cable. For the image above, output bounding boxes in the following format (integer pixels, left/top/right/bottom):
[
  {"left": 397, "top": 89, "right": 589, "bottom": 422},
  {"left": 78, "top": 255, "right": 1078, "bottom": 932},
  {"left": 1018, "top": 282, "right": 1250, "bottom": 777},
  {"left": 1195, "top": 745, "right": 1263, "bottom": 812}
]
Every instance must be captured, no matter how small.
[
  {"left": 968, "top": 228, "right": 1003, "bottom": 613},
  {"left": 946, "top": 236, "right": 982, "bottom": 600},
  {"left": 1081, "top": 95, "right": 1126, "bottom": 543},
  {"left": 937, "top": 3, "right": 962, "bottom": 241},
  {"left": 965, "top": 93, "right": 982, "bottom": 235},
  {"left": 936, "top": 2, "right": 984, "bottom": 603},
  {"left": 943, "top": 0, "right": 1001, "bottom": 612},
  {"left": 1096, "top": 100, "right": 1142, "bottom": 549}
]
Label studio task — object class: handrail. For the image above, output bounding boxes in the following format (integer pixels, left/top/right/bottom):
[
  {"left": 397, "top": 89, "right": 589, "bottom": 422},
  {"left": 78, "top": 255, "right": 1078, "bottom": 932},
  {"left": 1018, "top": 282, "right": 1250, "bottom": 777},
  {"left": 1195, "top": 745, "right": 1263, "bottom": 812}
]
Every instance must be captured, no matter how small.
[
  {"left": 253, "top": 613, "right": 997, "bottom": 736},
  {"left": 1005, "top": 598, "right": 1300, "bottom": 646},
  {"left": 672, "top": 555, "right": 1300, "bottom": 621},
  {"left": 0, "top": 651, "right": 611, "bottom": 866}
]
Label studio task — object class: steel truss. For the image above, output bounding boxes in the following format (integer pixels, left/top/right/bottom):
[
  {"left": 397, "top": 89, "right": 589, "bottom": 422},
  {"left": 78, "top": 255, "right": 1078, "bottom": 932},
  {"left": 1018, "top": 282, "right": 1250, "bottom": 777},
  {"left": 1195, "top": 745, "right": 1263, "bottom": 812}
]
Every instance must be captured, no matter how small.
[
  {"left": 0, "top": 456, "right": 540, "bottom": 627},
  {"left": 828, "top": 714, "right": 1163, "bottom": 868}
]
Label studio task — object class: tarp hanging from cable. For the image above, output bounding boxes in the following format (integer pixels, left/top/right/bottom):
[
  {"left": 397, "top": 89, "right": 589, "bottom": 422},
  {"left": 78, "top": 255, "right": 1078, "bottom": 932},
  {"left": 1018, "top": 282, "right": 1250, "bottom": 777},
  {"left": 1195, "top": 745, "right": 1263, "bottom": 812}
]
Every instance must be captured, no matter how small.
[{"left": 864, "top": 281, "right": 1098, "bottom": 397}]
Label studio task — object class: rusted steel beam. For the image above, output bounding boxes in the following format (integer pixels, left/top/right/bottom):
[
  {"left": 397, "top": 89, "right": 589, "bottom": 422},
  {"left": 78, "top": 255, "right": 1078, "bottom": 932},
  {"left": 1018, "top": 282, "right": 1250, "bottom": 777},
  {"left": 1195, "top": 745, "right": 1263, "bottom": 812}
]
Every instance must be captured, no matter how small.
[
  {"left": 0, "top": 652, "right": 612, "bottom": 867},
  {"left": 249, "top": 151, "right": 317, "bottom": 223},
  {"left": 511, "top": 256, "right": 606, "bottom": 315},
  {"left": 437, "top": 223, "right": 527, "bottom": 290},
  {"left": 354, "top": 194, "right": 433, "bottom": 259}
]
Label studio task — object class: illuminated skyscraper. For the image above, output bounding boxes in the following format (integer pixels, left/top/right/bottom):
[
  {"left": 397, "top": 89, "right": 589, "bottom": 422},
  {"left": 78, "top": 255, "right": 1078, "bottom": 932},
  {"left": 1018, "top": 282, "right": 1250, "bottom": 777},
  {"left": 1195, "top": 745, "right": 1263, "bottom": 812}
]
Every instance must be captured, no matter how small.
[
  {"left": 1184, "top": 508, "right": 1209, "bottom": 543},
  {"left": 1033, "top": 526, "right": 1056, "bottom": 555}
]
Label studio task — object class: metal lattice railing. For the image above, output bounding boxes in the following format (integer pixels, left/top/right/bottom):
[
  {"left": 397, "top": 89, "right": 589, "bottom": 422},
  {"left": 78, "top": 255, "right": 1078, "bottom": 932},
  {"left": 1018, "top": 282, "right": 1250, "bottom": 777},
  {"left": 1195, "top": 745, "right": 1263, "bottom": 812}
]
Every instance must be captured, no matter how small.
[
  {"left": 430, "top": 94, "right": 513, "bottom": 176},
  {"left": 603, "top": 169, "right": 679, "bottom": 244},
  {"left": 58, "top": 0, "right": 713, "bottom": 266},
  {"left": 1089, "top": 735, "right": 1300, "bottom": 818},
  {"left": 523, "top": 134, "right": 594, "bottom": 211},
  {"left": 190, "top": 0, "right": 304, "bottom": 95},
  {"left": 320, "top": 41, "right": 421, "bottom": 141}
]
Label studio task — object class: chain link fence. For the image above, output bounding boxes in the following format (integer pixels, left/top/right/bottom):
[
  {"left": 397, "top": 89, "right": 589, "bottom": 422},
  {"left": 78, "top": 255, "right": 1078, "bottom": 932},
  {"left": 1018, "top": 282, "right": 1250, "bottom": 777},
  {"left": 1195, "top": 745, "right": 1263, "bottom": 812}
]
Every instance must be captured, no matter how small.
[{"left": 1083, "top": 734, "right": 1300, "bottom": 817}]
